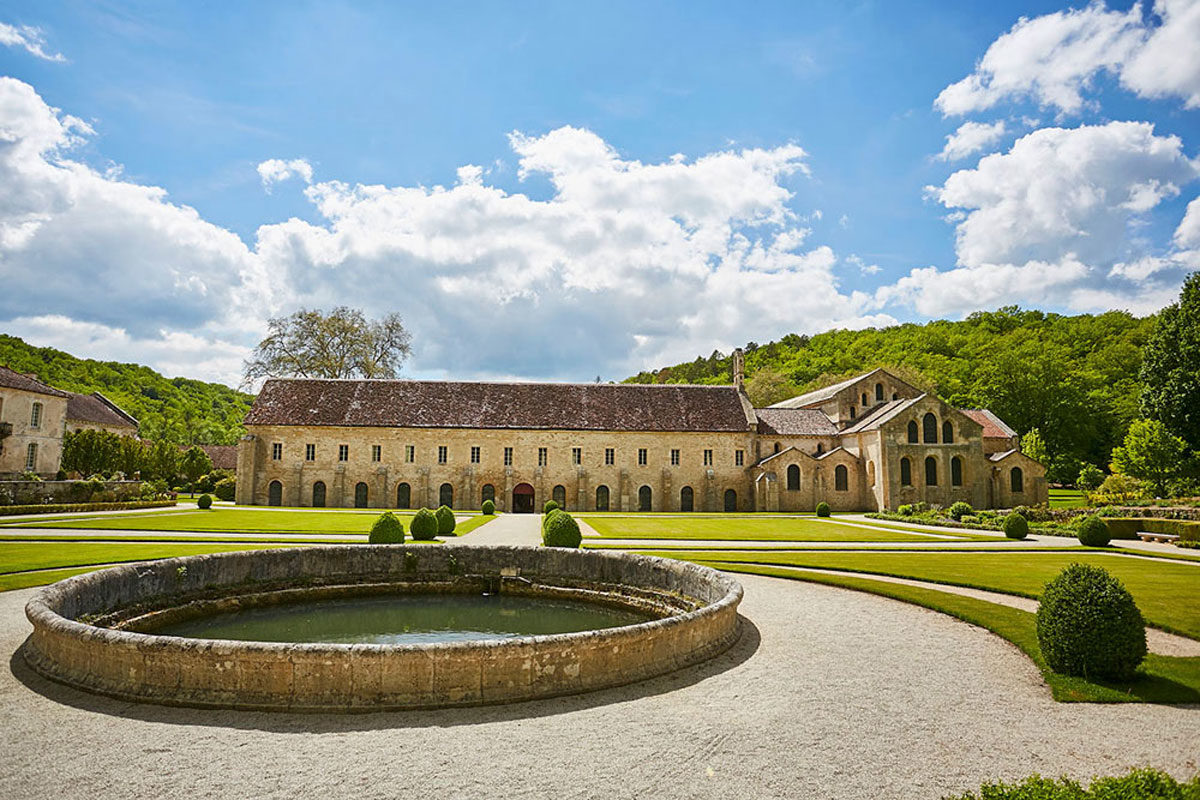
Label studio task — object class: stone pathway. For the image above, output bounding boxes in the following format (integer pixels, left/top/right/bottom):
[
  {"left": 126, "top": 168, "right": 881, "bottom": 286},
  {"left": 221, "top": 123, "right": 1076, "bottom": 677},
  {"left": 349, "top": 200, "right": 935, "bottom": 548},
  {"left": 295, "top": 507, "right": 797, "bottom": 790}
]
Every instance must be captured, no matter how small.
[{"left": 459, "top": 513, "right": 542, "bottom": 546}]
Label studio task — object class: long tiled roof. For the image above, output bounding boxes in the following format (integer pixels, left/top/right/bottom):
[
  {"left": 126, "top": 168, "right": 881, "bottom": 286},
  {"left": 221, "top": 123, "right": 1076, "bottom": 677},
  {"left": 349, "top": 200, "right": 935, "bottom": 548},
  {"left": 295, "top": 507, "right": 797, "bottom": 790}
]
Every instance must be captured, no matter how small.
[
  {"left": 754, "top": 408, "right": 838, "bottom": 436},
  {"left": 768, "top": 368, "right": 891, "bottom": 409},
  {"left": 959, "top": 409, "right": 1017, "bottom": 439},
  {"left": 246, "top": 378, "right": 754, "bottom": 432},
  {"left": 66, "top": 392, "right": 138, "bottom": 428},
  {"left": 0, "top": 365, "right": 68, "bottom": 398},
  {"left": 182, "top": 444, "right": 238, "bottom": 470}
]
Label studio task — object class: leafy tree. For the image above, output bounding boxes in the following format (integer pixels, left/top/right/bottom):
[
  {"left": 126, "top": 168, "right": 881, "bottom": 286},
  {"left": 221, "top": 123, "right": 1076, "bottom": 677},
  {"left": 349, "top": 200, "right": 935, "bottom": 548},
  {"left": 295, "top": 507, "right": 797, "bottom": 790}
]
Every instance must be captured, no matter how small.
[
  {"left": 1140, "top": 271, "right": 1200, "bottom": 451},
  {"left": 1076, "top": 464, "right": 1104, "bottom": 492},
  {"left": 242, "top": 307, "right": 412, "bottom": 386},
  {"left": 145, "top": 439, "right": 180, "bottom": 483},
  {"left": 1021, "top": 428, "right": 1048, "bottom": 465},
  {"left": 61, "top": 429, "right": 120, "bottom": 476},
  {"left": 1110, "top": 419, "right": 1187, "bottom": 496},
  {"left": 179, "top": 446, "right": 214, "bottom": 493},
  {"left": 115, "top": 435, "right": 147, "bottom": 477},
  {"left": 744, "top": 367, "right": 794, "bottom": 406}
]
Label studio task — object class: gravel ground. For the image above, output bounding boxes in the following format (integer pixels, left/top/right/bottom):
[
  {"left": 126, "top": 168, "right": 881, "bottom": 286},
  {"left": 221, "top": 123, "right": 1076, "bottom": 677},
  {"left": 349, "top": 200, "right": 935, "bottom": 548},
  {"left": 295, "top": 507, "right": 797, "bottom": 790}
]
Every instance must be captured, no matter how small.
[{"left": 1, "top": 571, "right": 1197, "bottom": 800}]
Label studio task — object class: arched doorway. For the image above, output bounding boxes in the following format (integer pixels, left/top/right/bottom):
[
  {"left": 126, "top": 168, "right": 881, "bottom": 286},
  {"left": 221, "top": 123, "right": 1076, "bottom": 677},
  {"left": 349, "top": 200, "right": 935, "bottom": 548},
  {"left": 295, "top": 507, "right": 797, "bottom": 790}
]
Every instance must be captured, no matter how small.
[
  {"left": 480, "top": 484, "right": 495, "bottom": 507},
  {"left": 680, "top": 486, "right": 694, "bottom": 512},
  {"left": 512, "top": 482, "right": 535, "bottom": 513},
  {"left": 312, "top": 481, "right": 326, "bottom": 508},
  {"left": 268, "top": 480, "right": 282, "bottom": 507},
  {"left": 724, "top": 489, "right": 737, "bottom": 512},
  {"left": 552, "top": 484, "right": 566, "bottom": 509},
  {"left": 595, "top": 485, "right": 609, "bottom": 511},
  {"left": 396, "top": 482, "right": 411, "bottom": 508},
  {"left": 439, "top": 482, "right": 454, "bottom": 508},
  {"left": 638, "top": 485, "right": 652, "bottom": 512},
  {"left": 354, "top": 482, "right": 368, "bottom": 508}
]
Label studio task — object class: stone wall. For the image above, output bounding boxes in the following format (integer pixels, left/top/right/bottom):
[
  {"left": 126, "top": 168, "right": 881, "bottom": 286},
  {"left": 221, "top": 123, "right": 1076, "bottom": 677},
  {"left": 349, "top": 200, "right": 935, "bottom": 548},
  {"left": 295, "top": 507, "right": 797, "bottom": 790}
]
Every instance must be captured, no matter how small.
[
  {"left": 0, "top": 386, "right": 67, "bottom": 477},
  {"left": 23, "top": 545, "right": 743, "bottom": 712}
]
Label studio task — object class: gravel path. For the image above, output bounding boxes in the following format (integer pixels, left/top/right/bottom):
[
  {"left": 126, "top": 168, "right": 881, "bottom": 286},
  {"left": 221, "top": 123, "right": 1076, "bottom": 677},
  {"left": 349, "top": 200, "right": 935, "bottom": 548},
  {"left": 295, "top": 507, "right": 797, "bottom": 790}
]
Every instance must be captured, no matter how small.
[{"left": 1, "top": 573, "right": 1196, "bottom": 799}]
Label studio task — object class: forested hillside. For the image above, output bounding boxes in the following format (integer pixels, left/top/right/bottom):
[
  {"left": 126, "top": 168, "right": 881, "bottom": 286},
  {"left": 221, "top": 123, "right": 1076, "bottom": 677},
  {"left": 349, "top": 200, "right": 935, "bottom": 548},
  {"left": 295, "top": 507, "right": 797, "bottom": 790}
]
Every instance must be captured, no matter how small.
[
  {"left": 0, "top": 335, "right": 252, "bottom": 445},
  {"left": 626, "top": 307, "right": 1156, "bottom": 481}
]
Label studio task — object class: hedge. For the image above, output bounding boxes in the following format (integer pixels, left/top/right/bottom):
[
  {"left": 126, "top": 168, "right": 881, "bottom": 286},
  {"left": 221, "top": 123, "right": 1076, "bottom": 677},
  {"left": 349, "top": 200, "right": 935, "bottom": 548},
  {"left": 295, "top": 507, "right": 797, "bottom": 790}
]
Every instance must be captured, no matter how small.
[
  {"left": 945, "top": 768, "right": 1199, "bottom": 800},
  {"left": 1101, "top": 517, "right": 1200, "bottom": 543},
  {"left": 0, "top": 500, "right": 177, "bottom": 516}
]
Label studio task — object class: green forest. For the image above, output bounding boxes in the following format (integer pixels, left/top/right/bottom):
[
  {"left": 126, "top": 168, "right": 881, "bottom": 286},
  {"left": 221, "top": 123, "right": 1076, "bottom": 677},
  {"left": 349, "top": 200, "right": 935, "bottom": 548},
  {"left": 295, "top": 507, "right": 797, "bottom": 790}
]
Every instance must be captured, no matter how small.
[
  {"left": 0, "top": 335, "right": 253, "bottom": 446},
  {"left": 626, "top": 307, "right": 1158, "bottom": 482}
]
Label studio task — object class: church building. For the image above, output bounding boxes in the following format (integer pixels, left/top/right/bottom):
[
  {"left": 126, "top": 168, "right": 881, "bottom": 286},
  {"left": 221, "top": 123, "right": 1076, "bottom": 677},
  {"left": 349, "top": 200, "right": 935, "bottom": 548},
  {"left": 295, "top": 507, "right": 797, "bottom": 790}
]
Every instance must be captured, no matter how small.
[{"left": 236, "top": 352, "right": 1046, "bottom": 512}]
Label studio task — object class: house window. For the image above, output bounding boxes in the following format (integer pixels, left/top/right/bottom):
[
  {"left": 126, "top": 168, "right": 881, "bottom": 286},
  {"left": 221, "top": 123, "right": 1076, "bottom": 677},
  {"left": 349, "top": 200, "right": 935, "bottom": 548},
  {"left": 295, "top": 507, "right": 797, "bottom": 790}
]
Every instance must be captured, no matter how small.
[
  {"left": 849, "top": 407, "right": 856, "bottom": 419},
  {"left": 951, "top": 456, "right": 963, "bottom": 486},
  {"left": 861, "top": 392, "right": 868, "bottom": 406},
  {"left": 786, "top": 464, "right": 800, "bottom": 491},
  {"left": 25, "top": 443, "right": 37, "bottom": 472},
  {"left": 703, "top": 449, "right": 713, "bottom": 466},
  {"left": 305, "top": 443, "right": 316, "bottom": 461},
  {"left": 907, "top": 420, "right": 919, "bottom": 443},
  {"left": 943, "top": 421, "right": 954, "bottom": 444},
  {"left": 925, "top": 456, "right": 938, "bottom": 486},
  {"left": 470, "top": 446, "right": 480, "bottom": 464},
  {"left": 735, "top": 449, "right": 744, "bottom": 466},
  {"left": 670, "top": 449, "right": 680, "bottom": 466},
  {"left": 481, "top": 484, "right": 495, "bottom": 504},
  {"left": 338, "top": 444, "right": 349, "bottom": 462},
  {"left": 30, "top": 402, "right": 42, "bottom": 429},
  {"left": 504, "top": 447, "right": 513, "bottom": 466},
  {"left": 1011, "top": 467, "right": 1024, "bottom": 493},
  {"left": 372, "top": 445, "right": 381, "bottom": 462},
  {"left": 440, "top": 483, "right": 454, "bottom": 506},
  {"left": 875, "top": 383, "right": 884, "bottom": 402},
  {"left": 272, "top": 443, "right": 282, "bottom": 460},
  {"left": 405, "top": 445, "right": 415, "bottom": 463},
  {"left": 835, "top": 464, "right": 849, "bottom": 491},
  {"left": 900, "top": 457, "right": 912, "bottom": 486},
  {"left": 438, "top": 446, "right": 448, "bottom": 464},
  {"left": 637, "top": 448, "right": 647, "bottom": 466},
  {"left": 605, "top": 447, "right": 614, "bottom": 465},
  {"left": 538, "top": 447, "right": 547, "bottom": 467},
  {"left": 572, "top": 447, "right": 582, "bottom": 465},
  {"left": 816, "top": 443, "right": 824, "bottom": 455},
  {"left": 638, "top": 485, "right": 652, "bottom": 511},
  {"left": 595, "top": 485, "right": 610, "bottom": 510},
  {"left": 923, "top": 413, "right": 938, "bottom": 444},
  {"left": 552, "top": 484, "right": 566, "bottom": 507}
]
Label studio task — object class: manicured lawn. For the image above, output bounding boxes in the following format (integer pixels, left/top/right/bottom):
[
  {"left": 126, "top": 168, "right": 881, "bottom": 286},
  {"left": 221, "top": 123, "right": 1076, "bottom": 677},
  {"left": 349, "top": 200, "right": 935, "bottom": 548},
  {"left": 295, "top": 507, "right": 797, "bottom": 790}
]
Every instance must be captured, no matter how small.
[
  {"left": 656, "top": 549, "right": 1200, "bottom": 639},
  {"left": 580, "top": 516, "right": 984, "bottom": 542},
  {"left": 1049, "top": 488, "right": 1087, "bottom": 508},
  {"left": 0, "top": 541, "right": 309, "bottom": 575}
]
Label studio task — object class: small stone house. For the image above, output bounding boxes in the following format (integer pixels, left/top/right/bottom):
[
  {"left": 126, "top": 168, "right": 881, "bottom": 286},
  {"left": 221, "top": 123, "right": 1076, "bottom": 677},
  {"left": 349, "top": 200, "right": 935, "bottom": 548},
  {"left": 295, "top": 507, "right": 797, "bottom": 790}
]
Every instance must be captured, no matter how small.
[{"left": 0, "top": 366, "right": 69, "bottom": 477}]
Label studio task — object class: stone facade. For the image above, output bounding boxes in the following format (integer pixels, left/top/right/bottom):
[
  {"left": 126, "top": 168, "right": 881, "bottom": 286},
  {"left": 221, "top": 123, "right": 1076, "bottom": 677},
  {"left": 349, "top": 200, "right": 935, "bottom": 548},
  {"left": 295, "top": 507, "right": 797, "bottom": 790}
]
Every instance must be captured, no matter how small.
[{"left": 0, "top": 367, "right": 69, "bottom": 478}]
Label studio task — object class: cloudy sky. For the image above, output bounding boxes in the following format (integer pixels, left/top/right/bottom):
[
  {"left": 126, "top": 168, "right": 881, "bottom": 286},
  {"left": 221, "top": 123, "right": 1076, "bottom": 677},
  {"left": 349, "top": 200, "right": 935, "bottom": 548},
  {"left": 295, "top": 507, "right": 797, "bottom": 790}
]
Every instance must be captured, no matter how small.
[{"left": 0, "top": 1, "right": 1197, "bottom": 387}]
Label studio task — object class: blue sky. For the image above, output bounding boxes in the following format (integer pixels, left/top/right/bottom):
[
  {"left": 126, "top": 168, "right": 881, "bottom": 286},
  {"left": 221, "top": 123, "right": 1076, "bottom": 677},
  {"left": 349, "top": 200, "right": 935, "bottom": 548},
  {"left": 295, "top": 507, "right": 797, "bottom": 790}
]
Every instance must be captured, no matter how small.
[{"left": 0, "top": 1, "right": 1197, "bottom": 385}]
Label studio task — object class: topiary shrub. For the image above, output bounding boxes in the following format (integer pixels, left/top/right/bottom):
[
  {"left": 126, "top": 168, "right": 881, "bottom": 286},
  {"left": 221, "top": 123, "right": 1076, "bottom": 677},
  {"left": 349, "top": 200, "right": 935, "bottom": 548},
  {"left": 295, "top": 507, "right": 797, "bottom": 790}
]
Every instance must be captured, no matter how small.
[
  {"left": 948, "top": 501, "right": 973, "bottom": 521},
  {"left": 481, "top": 499, "right": 495, "bottom": 515},
  {"left": 542, "top": 511, "right": 582, "bottom": 548},
  {"left": 897, "top": 504, "right": 914, "bottom": 516},
  {"left": 197, "top": 494, "right": 213, "bottom": 510},
  {"left": 542, "top": 507, "right": 561, "bottom": 532},
  {"left": 1002, "top": 513, "right": 1028, "bottom": 540},
  {"left": 1076, "top": 515, "right": 1111, "bottom": 547},
  {"left": 815, "top": 501, "right": 831, "bottom": 517},
  {"left": 369, "top": 511, "right": 405, "bottom": 543},
  {"left": 543, "top": 500, "right": 559, "bottom": 514},
  {"left": 213, "top": 477, "right": 236, "bottom": 501},
  {"left": 410, "top": 508, "right": 439, "bottom": 540},
  {"left": 435, "top": 505, "right": 456, "bottom": 535},
  {"left": 1035, "top": 563, "right": 1146, "bottom": 681}
]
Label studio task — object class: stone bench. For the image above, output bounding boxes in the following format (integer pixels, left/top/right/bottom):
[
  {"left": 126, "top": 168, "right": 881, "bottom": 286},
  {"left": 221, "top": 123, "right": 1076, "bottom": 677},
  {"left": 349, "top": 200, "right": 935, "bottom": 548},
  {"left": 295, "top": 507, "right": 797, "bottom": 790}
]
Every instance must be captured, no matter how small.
[{"left": 1136, "top": 531, "right": 1180, "bottom": 544}]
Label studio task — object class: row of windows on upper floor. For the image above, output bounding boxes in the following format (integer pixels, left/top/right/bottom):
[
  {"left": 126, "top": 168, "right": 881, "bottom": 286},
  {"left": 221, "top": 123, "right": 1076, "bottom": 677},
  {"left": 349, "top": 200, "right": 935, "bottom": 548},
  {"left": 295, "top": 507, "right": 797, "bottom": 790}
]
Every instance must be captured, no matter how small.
[
  {"left": 846, "top": 382, "right": 902, "bottom": 419},
  {"left": 893, "top": 456, "right": 1024, "bottom": 492},
  {"left": 271, "top": 442, "right": 748, "bottom": 469}
]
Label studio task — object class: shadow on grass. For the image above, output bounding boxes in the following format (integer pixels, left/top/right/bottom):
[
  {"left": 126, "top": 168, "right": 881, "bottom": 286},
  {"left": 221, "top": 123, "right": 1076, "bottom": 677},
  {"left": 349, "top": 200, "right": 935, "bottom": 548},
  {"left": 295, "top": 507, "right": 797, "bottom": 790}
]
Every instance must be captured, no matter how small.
[{"left": 8, "top": 614, "right": 761, "bottom": 733}]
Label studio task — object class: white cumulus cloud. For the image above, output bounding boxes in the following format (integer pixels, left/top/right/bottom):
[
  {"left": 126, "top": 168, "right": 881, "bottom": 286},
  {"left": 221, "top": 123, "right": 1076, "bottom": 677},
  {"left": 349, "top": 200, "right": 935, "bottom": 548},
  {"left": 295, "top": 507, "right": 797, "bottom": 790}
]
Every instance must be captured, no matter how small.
[
  {"left": 938, "top": 121, "right": 1007, "bottom": 161},
  {"left": 0, "top": 22, "right": 65, "bottom": 62},
  {"left": 257, "top": 158, "right": 313, "bottom": 191}
]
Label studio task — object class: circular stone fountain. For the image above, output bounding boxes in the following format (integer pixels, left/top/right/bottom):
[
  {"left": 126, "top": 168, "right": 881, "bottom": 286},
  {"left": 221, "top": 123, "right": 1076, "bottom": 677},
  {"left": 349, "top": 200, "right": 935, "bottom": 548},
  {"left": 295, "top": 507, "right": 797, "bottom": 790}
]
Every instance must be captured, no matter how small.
[{"left": 22, "top": 545, "right": 742, "bottom": 712}]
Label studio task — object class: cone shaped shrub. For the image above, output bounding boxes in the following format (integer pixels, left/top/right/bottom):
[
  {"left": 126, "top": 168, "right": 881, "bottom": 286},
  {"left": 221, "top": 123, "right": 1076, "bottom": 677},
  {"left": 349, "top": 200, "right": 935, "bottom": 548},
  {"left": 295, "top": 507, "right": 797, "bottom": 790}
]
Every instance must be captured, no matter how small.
[
  {"left": 410, "top": 508, "right": 439, "bottom": 540},
  {"left": 1003, "top": 513, "right": 1028, "bottom": 540},
  {"left": 1035, "top": 563, "right": 1146, "bottom": 681},
  {"left": 435, "top": 505, "right": 456, "bottom": 535},
  {"left": 815, "top": 502, "right": 830, "bottom": 517},
  {"left": 197, "top": 494, "right": 212, "bottom": 509},
  {"left": 1076, "top": 515, "right": 1111, "bottom": 547},
  {"left": 369, "top": 511, "right": 405, "bottom": 543},
  {"left": 542, "top": 511, "right": 582, "bottom": 548},
  {"left": 481, "top": 499, "right": 495, "bottom": 515},
  {"left": 542, "top": 507, "right": 561, "bottom": 533}
]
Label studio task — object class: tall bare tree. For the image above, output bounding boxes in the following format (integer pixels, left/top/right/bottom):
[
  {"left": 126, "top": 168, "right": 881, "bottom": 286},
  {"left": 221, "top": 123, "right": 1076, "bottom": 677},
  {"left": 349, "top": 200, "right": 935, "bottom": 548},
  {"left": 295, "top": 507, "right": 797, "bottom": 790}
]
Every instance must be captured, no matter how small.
[{"left": 242, "top": 307, "right": 412, "bottom": 386}]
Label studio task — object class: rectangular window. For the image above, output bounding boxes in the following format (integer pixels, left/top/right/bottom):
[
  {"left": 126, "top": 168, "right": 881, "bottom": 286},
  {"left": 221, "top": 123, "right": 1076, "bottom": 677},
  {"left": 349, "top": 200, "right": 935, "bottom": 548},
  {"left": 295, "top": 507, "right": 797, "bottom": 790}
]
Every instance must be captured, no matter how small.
[
  {"left": 305, "top": 443, "right": 316, "bottom": 461},
  {"left": 670, "top": 449, "right": 680, "bottom": 466},
  {"left": 405, "top": 445, "right": 415, "bottom": 463},
  {"left": 605, "top": 447, "right": 615, "bottom": 465},
  {"left": 572, "top": 447, "right": 582, "bottom": 465},
  {"left": 25, "top": 443, "right": 37, "bottom": 472},
  {"left": 372, "top": 445, "right": 381, "bottom": 462},
  {"left": 735, "top": 449, "right": 744, "bottom": 467},
  {"left": 538, "top": 447, "right": 547, "bottom": 467},
  {"left": 504, "top": 447, "right": 513, "bottom": 466},
  {"left": 703, "top": 449, "right": 713, "bottom": 466},
  {"left": 438, "top": 446, "right": 448, "bottom": 464},
  {"left": 338, "top": 444, "right": 349, "bottom": 462},
  {"left": 30, "top": 401, "right": 42, "bottom": 429},
  {"left": 638, "top": 448, "right": 647, "bottom": 466},
  {"left": 272, "top": 442, "right": 283, "bottom": 461},
  {"left": 470, "top": 446, "right": 480, "bottom": 464}
]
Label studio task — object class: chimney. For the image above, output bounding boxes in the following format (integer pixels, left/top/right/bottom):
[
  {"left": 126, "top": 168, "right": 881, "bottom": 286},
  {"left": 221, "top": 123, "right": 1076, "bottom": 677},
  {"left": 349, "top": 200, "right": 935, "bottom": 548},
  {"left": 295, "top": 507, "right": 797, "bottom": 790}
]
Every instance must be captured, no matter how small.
[{"left": 732, "top": 348, "right": 745, "bottom": 392}]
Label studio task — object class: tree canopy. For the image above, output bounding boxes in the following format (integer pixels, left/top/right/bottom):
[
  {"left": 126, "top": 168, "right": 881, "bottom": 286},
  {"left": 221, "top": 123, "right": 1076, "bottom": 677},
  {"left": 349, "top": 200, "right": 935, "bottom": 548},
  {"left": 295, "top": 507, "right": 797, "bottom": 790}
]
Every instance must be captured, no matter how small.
[{"left": 1140, "top": 271, "right": 1200, "bottom": 452}]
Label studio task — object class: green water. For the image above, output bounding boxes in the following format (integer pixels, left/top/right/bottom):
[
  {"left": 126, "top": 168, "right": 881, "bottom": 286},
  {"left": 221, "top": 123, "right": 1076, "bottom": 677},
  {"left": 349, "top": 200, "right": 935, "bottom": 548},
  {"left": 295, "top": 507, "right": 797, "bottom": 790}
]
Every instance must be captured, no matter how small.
[{"left": 153, "top": 593, "right": 651, "bottom": 645}]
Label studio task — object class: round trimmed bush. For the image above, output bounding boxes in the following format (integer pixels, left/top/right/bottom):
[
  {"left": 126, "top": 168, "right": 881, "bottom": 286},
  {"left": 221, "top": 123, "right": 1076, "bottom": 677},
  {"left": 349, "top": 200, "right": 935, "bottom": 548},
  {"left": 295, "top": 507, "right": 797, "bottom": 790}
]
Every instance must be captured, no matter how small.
[
  {"left": 1076, "top": 515, "right": 1111, "bottom": 547},
  {"left": 542, "top": 507, "right": 561, "bottom": 532},
  {"left": 1036, "top": 563, "right": 1146, "bottom": 680},
  {"left": 543, "top": 500, "right": 559, "bottom": 514},
  {"left": 897, "top": 504, "right": 914, "bottom": 516},
  {"left": 815, "top": 501, "right": 831, "bottom": 518},
  {"left": 197, "top": 494, "right": 213, "bottom": 510},
  {"left": 481, "top": 499, "right": 495, "bottom": 516},
  {"left": 410, "top": 508, "right": 439, "bottom": 540},
  {"left": 1002, "top": 513, "right": 1028, "bottom": 540},
  {"left": 368, "top": 511, "right": 405, "bottom": 543},
  {"left": 948, "top": 501, "right": 973, "bottom": 521},
  {"left": 542, "top": 511, "right": 582, "bottom": 548},
  {"left": 435, "top": 505, "right": 456, "bottom": 535}
]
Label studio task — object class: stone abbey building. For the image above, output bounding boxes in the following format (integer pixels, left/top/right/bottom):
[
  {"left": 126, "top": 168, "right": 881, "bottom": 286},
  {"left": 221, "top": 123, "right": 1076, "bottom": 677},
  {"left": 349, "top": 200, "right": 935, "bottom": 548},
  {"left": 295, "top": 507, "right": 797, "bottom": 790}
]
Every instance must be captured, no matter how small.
[{"left": 236, "top": 354, "right": 1045, "bottom": 512}]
